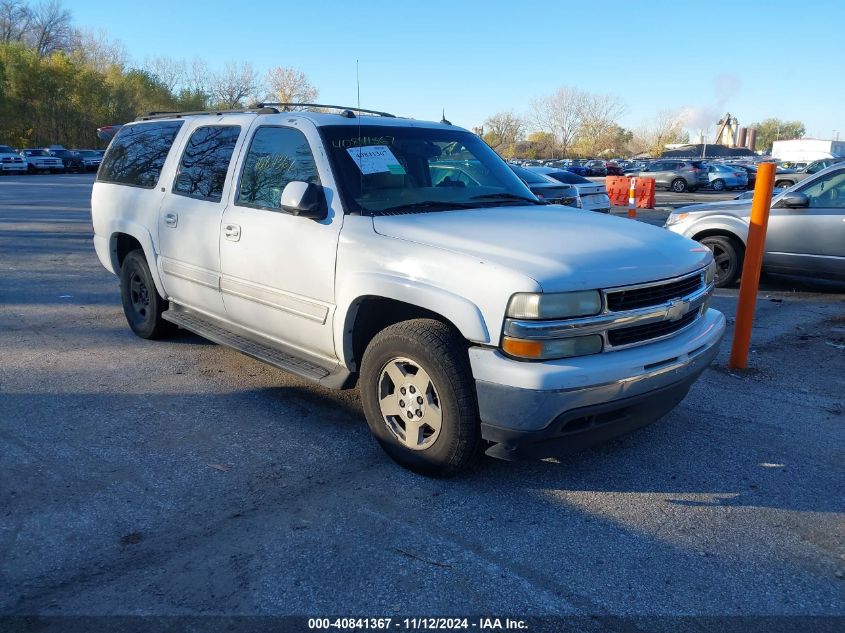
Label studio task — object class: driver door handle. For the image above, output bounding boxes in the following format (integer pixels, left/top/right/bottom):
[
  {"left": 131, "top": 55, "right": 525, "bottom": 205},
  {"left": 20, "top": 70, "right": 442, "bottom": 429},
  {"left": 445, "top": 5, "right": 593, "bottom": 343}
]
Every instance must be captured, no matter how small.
[{"left": 223, "top": 223, "right": 241, "bottom": 242}]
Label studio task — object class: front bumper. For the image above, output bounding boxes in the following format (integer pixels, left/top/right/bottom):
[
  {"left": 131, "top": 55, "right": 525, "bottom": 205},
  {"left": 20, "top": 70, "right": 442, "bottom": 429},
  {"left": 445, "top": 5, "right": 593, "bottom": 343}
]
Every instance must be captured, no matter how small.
[
  {"left": 470, "top": 308, "right": 725, "bottom": 459},
  {"left": 1, "top": 164, "right": 27, "bottom": 172}
]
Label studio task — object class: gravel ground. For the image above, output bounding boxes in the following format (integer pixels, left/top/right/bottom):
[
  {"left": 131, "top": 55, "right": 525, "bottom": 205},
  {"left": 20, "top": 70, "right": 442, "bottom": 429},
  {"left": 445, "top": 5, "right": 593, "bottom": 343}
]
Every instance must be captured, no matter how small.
[{"left": 1, "top": 174, "right": 843, "bottom": 628}]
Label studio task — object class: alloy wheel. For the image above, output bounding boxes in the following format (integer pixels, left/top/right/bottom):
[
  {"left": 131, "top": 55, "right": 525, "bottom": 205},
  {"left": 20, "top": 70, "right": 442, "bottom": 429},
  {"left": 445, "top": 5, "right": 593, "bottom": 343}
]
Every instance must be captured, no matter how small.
[{"left": 377, "top": 357, "right": 443, "bottom": 450}]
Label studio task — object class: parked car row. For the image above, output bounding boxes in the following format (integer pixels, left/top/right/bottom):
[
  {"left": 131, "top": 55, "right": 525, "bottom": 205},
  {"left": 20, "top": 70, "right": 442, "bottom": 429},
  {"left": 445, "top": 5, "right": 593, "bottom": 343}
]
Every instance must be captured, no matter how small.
[
  {"left": 0, "top": 144, "right": 104, "bottom": 174},
  {"left": 508, "top": 158, "right": 623, "bottom": 177}
]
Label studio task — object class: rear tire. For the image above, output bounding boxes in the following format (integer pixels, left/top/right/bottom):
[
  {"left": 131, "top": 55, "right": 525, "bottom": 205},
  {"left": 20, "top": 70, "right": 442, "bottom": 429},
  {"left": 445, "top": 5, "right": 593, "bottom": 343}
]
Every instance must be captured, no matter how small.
[
  {"left": 360, "top": 319, "right": 480, "bottom": 476},
  {"left": 699, "top": 235, "right": 744, "bottom": 287},
  {"left": 775, "top": 180, "right": 793, "bottom": 189},
  {"left": 119, "top": 249, "right": 175, "bottom": 339},
  {"left": 671, "top": 178, "right": 687, "bottom": 193}
]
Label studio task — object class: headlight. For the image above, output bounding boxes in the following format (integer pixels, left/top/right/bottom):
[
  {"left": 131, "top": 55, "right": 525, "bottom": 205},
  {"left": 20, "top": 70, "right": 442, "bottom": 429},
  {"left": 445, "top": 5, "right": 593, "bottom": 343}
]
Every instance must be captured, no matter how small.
[
  {"left": 705, "top": 259, "right": 718, "bottom": 286},
  {"left": 507, "top": 291, "right": 602, "bottom": 320},
  {"left": 502, "top": 334, "right": 603, "bottom": 360},
  {"left": 665, "top": 212, "right": 688, "bottom": 227}
]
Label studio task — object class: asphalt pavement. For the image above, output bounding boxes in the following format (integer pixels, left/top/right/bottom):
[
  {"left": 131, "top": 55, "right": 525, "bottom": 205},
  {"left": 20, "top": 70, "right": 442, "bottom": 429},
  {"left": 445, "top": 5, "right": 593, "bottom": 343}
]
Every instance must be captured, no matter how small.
[{"left": 1, "top": 174, "right": 843, "bottom": 628}]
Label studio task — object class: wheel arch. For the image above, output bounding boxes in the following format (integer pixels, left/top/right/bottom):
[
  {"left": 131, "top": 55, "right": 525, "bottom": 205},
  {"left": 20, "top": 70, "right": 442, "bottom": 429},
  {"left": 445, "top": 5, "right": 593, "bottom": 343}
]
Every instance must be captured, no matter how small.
[
  {"left": 336, "top": 276, "right": 490, "bottom": 375},
  {"left": 686, "top": 214, "right": 749, "bottom": 247},
  {"left": 107, "top": 223, "right": 166, "bottom": 297}
]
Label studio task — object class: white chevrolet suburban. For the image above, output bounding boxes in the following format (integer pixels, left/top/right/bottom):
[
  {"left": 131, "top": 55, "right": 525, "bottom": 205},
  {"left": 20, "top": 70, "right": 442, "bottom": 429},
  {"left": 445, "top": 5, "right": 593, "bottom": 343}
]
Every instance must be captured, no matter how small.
[{"left": 92, "top": 104, "right": 726, "bottom": 474}]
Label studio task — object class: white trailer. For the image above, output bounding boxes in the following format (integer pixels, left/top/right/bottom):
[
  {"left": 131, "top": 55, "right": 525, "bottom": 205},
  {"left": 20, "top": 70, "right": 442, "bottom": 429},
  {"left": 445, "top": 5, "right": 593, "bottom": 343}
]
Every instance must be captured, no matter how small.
[{"left": 771, "top": 139, "right": 845, "bottom": 162}]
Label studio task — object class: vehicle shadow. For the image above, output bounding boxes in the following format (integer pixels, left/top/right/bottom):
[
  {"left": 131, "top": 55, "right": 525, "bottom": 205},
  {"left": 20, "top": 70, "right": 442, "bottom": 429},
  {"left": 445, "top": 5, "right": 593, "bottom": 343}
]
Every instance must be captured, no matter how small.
[
  {"left": 758, "top": 273, "right": 845, "bottom": 294},
  {"left": 247, "top": 374, "right": 840, "bottom": 515}
]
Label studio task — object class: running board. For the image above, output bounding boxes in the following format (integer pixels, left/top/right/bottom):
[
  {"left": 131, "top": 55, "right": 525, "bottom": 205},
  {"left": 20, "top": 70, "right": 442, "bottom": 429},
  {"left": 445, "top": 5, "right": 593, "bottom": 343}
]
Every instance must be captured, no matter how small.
[{"left": 162, "top": 304, "right": 342, "bottom": 385}]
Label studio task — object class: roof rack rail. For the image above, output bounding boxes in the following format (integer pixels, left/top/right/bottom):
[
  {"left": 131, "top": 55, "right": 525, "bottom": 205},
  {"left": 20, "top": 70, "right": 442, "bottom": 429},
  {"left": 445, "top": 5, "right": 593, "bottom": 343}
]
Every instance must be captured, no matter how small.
[
  {"left": 135, "top": 103, "right": 396, "bottom": 122},
  {"left": 136, "top": 106, "right": 280, "bottom": 121},
  {"left": 256, "top": 103, "right": 396, "bottom": 118}
]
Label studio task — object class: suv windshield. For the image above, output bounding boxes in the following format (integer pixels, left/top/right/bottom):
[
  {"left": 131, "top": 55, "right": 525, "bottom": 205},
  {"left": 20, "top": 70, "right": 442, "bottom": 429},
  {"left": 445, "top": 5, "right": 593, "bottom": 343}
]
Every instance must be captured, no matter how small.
[
  {"left": 320, "top": 125, "right": 538, "bottom": 215},
  {"left": 0, "top": 145, "right": 14, "bottom": 153},
  {"left": 25, "top": 149, "right": 48, "bottom": 156}
]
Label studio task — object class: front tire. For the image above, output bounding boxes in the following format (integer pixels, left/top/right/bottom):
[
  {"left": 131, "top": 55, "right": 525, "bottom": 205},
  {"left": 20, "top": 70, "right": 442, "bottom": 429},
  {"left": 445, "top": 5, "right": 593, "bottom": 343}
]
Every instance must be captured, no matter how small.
[
  {"left": 712, "top": 179, "right": 726, "bottom": 191},
  {"left": 671, "top": 178, "right": 687, "bottom": 193},
  {"left": 360, "top": 319, "right": 480, "bottom": 476},
  {"left": 699, "top": 235, "right": 744, "bottom": 287},
  {"left": 775, "top": 180, "right": 793, "bottom": 189},
  {"left": 119, "top": 249, "right": 175, "bottom": 339}
]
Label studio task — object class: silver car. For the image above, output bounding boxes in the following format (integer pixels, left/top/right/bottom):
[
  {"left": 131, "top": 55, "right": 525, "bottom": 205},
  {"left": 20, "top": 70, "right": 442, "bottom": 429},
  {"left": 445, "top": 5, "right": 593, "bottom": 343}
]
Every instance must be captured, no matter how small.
[
  {"left": 527, "top": 166, "right": 611, "bottom": 212},
  {"left": 632, "top": 159, "right": 710, "bottom": 193},
  {"left": 665, "top": 163, "right": 845, "bottom": 286}
]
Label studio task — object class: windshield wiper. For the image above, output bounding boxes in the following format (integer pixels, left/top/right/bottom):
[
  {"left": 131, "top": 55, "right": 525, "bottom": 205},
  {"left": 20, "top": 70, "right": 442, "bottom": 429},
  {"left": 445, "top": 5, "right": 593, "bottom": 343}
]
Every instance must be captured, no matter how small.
[
  {"left": 469, "top": 193, "right": 544, "bottom": 205},
  {"left": 377, "top": 201, "right": 478, "bottom": 215}
]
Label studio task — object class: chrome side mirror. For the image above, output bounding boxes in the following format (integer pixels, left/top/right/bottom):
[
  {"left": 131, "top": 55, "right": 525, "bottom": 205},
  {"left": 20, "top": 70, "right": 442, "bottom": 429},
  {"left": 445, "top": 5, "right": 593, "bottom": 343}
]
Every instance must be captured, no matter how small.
[
  {"left": 781, "top": 192, "right": 809, "bottom": 209},
  {"left": 280, "top": 181, "right": 327, "bottom": 220}
]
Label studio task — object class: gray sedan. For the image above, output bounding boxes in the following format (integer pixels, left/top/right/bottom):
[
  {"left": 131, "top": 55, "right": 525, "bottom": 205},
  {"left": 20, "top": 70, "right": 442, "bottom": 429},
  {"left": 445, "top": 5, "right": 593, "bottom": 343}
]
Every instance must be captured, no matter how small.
[{"left": 665, "top": 164, "right": 845, "bottom": 286}]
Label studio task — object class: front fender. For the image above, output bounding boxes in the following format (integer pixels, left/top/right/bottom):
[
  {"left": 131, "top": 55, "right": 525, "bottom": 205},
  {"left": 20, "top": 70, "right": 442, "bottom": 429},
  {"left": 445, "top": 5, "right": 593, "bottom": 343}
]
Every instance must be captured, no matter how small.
[
  {"left": 676, "top": 214, "right": 749, "bottom": 245},
  {"left": 335, "top": 272, "right": 490, "bottom": 367}
]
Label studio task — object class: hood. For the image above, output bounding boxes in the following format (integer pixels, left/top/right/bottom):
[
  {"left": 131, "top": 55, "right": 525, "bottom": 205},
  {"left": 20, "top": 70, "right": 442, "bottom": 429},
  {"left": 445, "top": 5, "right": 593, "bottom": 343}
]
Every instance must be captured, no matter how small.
[
  {"left": 676, "top": 199, "right": 752, "bottom": 214},
  {"left": 373, "top": 206, "right": 712, "bottom": 292}
]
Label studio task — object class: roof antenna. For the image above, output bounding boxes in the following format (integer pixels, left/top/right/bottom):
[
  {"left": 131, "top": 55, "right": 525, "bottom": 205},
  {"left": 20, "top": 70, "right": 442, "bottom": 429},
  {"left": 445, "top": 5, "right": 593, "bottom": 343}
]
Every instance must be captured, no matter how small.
[
  {"left": 440, "top": 108, "right": 451, "bottom": 125},
  {"left": 356, "top": 59, "right": 364, "bottom": 205}
]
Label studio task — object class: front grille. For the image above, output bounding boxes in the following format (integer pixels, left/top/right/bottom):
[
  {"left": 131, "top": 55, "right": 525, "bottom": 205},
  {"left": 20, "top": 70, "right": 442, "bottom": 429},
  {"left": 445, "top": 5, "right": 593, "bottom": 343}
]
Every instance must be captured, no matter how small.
[
  {"left": 608, "top": 309, "right": 698, "bottom": 347},
  {"left": 606, "top": 273, "right": 703, "bottom": 312}
]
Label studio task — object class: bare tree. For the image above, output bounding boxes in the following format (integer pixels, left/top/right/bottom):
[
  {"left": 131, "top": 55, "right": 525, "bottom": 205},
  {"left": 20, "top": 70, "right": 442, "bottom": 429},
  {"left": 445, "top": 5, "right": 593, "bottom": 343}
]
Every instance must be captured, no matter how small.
[
  {"left": 144, "top": 55, "right": 187, "bottom": 94},
  {"left": 529, "top": 86, "right": 585, "bottom": 158},
  {"left": 482, "top": 111, "right": 523, "bottom": 153},
  {"left": 576, "top": 93, "right": 627, "bottom": 156},
  {"left": 70, "top": 27, "right": 127, "bottom": 71},
  {"left": 27, "top": 0, "right": 72, "bottom": 56},
  {"left": 0, "top": 0, "right": 32, "bottom": 43},
  {"left": 631, "top": 110, "right": 689, "bottom": 157},
  {"left": 209, "top": 61, "right": 258, "bottom": 109},
  {"left": 186, "top": 57, "right": 210, "bottom": 94},
  {"left": 264, "top": 66, "right": 318, "bottom": 107}
]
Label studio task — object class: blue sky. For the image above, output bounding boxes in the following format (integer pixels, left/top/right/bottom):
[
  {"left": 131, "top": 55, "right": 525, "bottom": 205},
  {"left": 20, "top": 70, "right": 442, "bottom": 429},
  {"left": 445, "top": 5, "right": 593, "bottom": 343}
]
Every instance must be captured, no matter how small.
[{"left": 72, "top": 0, "right": 843, "bottom": 139}]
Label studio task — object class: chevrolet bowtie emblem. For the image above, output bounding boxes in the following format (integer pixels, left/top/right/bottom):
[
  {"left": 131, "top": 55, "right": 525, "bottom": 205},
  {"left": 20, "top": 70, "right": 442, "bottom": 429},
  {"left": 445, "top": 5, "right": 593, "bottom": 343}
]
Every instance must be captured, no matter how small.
[{"left": 666, "top": 299, "right": 689, "bottom": 322}]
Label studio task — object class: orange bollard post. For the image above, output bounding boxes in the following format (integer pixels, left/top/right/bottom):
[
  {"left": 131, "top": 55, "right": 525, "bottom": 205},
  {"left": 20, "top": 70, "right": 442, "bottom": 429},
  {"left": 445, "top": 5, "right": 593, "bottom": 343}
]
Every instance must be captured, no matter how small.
[
  {"left": 728, "top": 162, "right": 776, "bottom": 370},
  {"left": 627, "top": 177, "right": 637, "bottom": 218}
]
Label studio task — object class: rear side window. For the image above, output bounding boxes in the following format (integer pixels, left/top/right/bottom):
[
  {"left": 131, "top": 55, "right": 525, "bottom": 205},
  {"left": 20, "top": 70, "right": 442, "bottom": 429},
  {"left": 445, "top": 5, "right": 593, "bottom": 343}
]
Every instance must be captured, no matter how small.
[
  {"left": 98, "top": 121, "right": 183, "bottom": 188},
  {"left": 172, "top": 125, "right": 241, "bottom": 203},
  {"left": 236, "top": 126, "right": 320, "bottom": 211},
  {"left": 512, "top": 166, "right": 550, "bottom": 184},
  {"left": 548, "top": 170, "right": 590, "bottom": 185}
]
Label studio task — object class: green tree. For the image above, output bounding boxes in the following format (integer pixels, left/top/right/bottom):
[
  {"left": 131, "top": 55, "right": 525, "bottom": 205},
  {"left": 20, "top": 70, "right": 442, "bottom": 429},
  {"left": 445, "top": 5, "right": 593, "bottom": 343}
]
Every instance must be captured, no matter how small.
[
  {"left": 749, "top": 118, "right": 805, "bottom": 153},
  {"left": 482, "top": 111, "right": 523, "bottom": 157}
]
